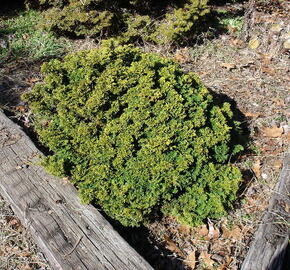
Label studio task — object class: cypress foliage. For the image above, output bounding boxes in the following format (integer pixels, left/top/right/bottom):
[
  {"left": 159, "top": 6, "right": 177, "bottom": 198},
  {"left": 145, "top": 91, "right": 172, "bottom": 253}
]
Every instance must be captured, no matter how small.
[
  {"left": 23, "top": 41, "right": 243, "bottom": 226},
  {"left": 25, "top": 0, "right": 210, "bottom": 44}
]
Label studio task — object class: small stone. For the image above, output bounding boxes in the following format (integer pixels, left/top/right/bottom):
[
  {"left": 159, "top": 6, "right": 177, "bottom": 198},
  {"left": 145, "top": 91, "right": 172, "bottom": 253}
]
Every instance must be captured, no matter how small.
[
  {"left": 283, "top": 39, "right": 290, "bottom": 49},
  {"left": 262, "top": 173, "right": 268, "bottom": 180},
  {"left": 21, "top": 164, "right": 29, "bottom": 169}
]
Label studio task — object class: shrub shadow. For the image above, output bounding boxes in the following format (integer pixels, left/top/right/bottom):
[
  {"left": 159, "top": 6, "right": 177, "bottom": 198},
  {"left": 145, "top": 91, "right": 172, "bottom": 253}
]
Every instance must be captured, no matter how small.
[
  {"left": 267, "top": 243, "right": 290, "bottom": 270},
  {"left": 207, "top": 88, "right": 254, "bottom": 205},
  {"left": 0, "top": 0, "right": 25, "bottom": 17},
  {"left": 281, "top": 243, "right": 290, "bottom": 270},
  {"left": 99, "top": 210, "right": 187, "bottom": 270},
  {"left": 208, "top": 88, "right": 251, "bottom": 149}
]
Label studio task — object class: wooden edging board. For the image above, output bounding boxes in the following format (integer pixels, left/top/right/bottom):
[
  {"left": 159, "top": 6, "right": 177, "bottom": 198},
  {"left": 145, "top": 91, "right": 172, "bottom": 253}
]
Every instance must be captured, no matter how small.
[
  {"left": 241, "top": 153, "right": 290, "bottom": 270},
  {"left": 0, "top": 110, "right": 153, "bottom": 270}
]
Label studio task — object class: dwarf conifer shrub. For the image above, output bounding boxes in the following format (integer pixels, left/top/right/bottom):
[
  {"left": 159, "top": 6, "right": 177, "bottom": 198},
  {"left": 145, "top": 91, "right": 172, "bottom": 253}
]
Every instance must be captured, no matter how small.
[
  {"left": 153, "top": 0, "right": 209, "bottom": 44},
  {"left": 25, "top": 0, "right": 210, "bottom": 44},
  {"left": 23, "top": 41, "right": 243, "bottom": 226}
]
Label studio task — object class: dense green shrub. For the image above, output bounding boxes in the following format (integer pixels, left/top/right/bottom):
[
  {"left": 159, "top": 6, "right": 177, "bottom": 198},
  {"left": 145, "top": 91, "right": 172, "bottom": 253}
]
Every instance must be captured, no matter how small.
[
  {"left": 23, "top": 41, "right": 243, "bottom": 226},
  {"left": 24, "top": 0, "right": 210, "bottom": 44},
  {"left": 153, "top": 0, "right": 209, "bottom": 44}
]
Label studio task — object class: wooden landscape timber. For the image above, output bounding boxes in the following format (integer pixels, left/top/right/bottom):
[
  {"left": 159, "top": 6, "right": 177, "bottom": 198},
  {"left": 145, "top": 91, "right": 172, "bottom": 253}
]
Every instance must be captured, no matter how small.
[
  {"left": 241, "top": 153, "right": 290, "bottom": 270},
  {"left": 0, "top": 110, "right": 153, "bottom": 270}
]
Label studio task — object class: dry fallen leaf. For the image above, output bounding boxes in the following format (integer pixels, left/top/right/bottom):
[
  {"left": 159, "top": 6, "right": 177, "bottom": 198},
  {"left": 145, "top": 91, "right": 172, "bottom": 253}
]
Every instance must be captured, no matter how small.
[
  {"left": 15, "top": 105, "right": 27, "bottom": 113},
  {"left": 217, "top": 256, "right": 233, "bottom": 270},
  {"left": 284, "top": 203, "right": 290, "bottom": 213},
  {"left": 19, "top": 251, "right": 31, "bottom": 257},
  {"left": 196, "top": 224, "right": 209, "bottom": 238},
  {"left": 210, "top": 239, "right": 231, "bottom": 255},
  {"left": 178, "top": 224, "right": 191, "bottom": 235},
  {"left": 283, "top": 39, "right": 290, "bottom": 49},
  {"left": 261, "top": 66, "right": 276, "bottom": 76},
  {"left": 243, "top": 111, "right": 260, "bottom": 118},
  {"left": 185, "top": 250, "right": 196, "bottom": 269},
  {"left": 164, "top": 235, "right": 183, "bottom": 256},
  {"left": 227, "top": 25, "right": 238, "bottom": 33},
  {"left": 199, "top": 251, "right": 215, "bottom": 268},
  {"left": 249, "top": 38, "right": 260, "bottom": 49},
  {"left": 262, "top": 126, "right": 283, "bottom": 137},
  {"left": 217, "top": 263, "right": 228, "bottom": 270},
  {"left": 208, "top": 221, "right": 220, "bottom": 240},
  {"left": 229, "top": 38, "right": 244, "bottom": 47},
  {"left": 26, "top": 77, "right": 40, "bottom": 84},
  {"left": 273, "top": 159, "right": 282, "bottom": 170},
  {"left": 286, "top": 132, "right": 290, "bottom": 142},
  {"left": 220, "top": 62, "right": 236, "bottom": 70},
  {"left": 174, "top": 48, "right": 190, "bottom": 63},
  {"left": 260, "top": 53, "right": 273, "bottom": 65},
  {"left": 252, "top": 159, "right": 261, "bottom": 178},
  {"left": 8, "top": 218, "right": 20, "bottom": 227},
  {"left": 245, "top": 196, "right": 268, "bottom": 213},
  {"left": 270, "top": 24, "right": 282, "bottom": 32},
  {"left": 12, "top": 246, "right": 20, "bottom": 252},
  {"left": 21, "top": 265, "right": 33, "bottom": 270},
  {"left": 273, "top": 98, "right": 285, "bottom": 107},
  {"left": 222, "top": 225, "right": 243, "bottom": 241}
]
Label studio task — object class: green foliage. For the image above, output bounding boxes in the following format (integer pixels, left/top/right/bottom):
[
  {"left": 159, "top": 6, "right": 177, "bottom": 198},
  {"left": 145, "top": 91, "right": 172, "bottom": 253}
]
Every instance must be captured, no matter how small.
[
  {"left": 23, "top": 42, "right": 243, "bottom": 226},
  {"left": 25, "top": 0, "right": 210, "bottom": 44},
  {"left": 38, "top": 4, "right": 116, "bottom": 38},
  {"left": 24, "top": 0, "right": 66, "bottom": 9},
  {"left": 153, "top": 0, "right": 209, "bottom": 44},
  {"left": 121, "top": 15, "right": 154, "bottom": 44},
  {"left": 219, "top": 16, "right": 244, "bottom": 32},
  {"left": 0, "top": 10, "right": 69, "bottom": 61}
]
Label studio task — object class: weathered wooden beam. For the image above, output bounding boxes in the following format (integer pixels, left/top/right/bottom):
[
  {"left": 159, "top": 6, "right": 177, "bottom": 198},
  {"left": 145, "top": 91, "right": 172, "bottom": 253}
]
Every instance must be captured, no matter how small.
[
  {"left": 0, "top": 110, "right": 153, "bottom": 270},
  {"left": 241, "top": 153, "right": 290, "bottom": 270}
]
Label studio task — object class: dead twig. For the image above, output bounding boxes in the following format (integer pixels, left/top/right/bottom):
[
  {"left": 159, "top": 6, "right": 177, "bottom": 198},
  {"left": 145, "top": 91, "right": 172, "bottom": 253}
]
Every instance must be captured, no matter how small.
[{"left": 240, "top": 0, "right": 256, "bottom": 42}]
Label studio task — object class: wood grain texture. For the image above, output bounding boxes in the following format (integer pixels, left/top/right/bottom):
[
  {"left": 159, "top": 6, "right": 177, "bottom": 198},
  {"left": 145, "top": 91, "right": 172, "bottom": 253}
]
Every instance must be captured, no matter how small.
[
  {"left": 241, "top": 153, "right": 290, "bottom": 270},
  {"left": 0, "top": 110, "right": 153, "bottom": 270}
]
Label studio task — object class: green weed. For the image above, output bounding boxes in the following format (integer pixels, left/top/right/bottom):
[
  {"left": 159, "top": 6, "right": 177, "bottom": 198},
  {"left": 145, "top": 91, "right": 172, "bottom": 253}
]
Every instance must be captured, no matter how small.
[
  {"left": 0, "top": 10, "right": 69, "bottom": 61},
  {"left": 220, "top": 16, "right": 244, "bottom": 32}
]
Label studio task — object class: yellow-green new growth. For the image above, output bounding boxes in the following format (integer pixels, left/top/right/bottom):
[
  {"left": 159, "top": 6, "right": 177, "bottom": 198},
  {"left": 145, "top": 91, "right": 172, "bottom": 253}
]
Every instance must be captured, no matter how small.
[{"left": 23, "top": 42, "right": 243, "bottom": 227}]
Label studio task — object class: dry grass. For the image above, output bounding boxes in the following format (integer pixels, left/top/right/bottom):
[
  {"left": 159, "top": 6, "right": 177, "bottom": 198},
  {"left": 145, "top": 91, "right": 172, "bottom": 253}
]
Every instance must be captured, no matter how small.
[{"left": 0, "top": 196, "right": 51, "bottom": 270}]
